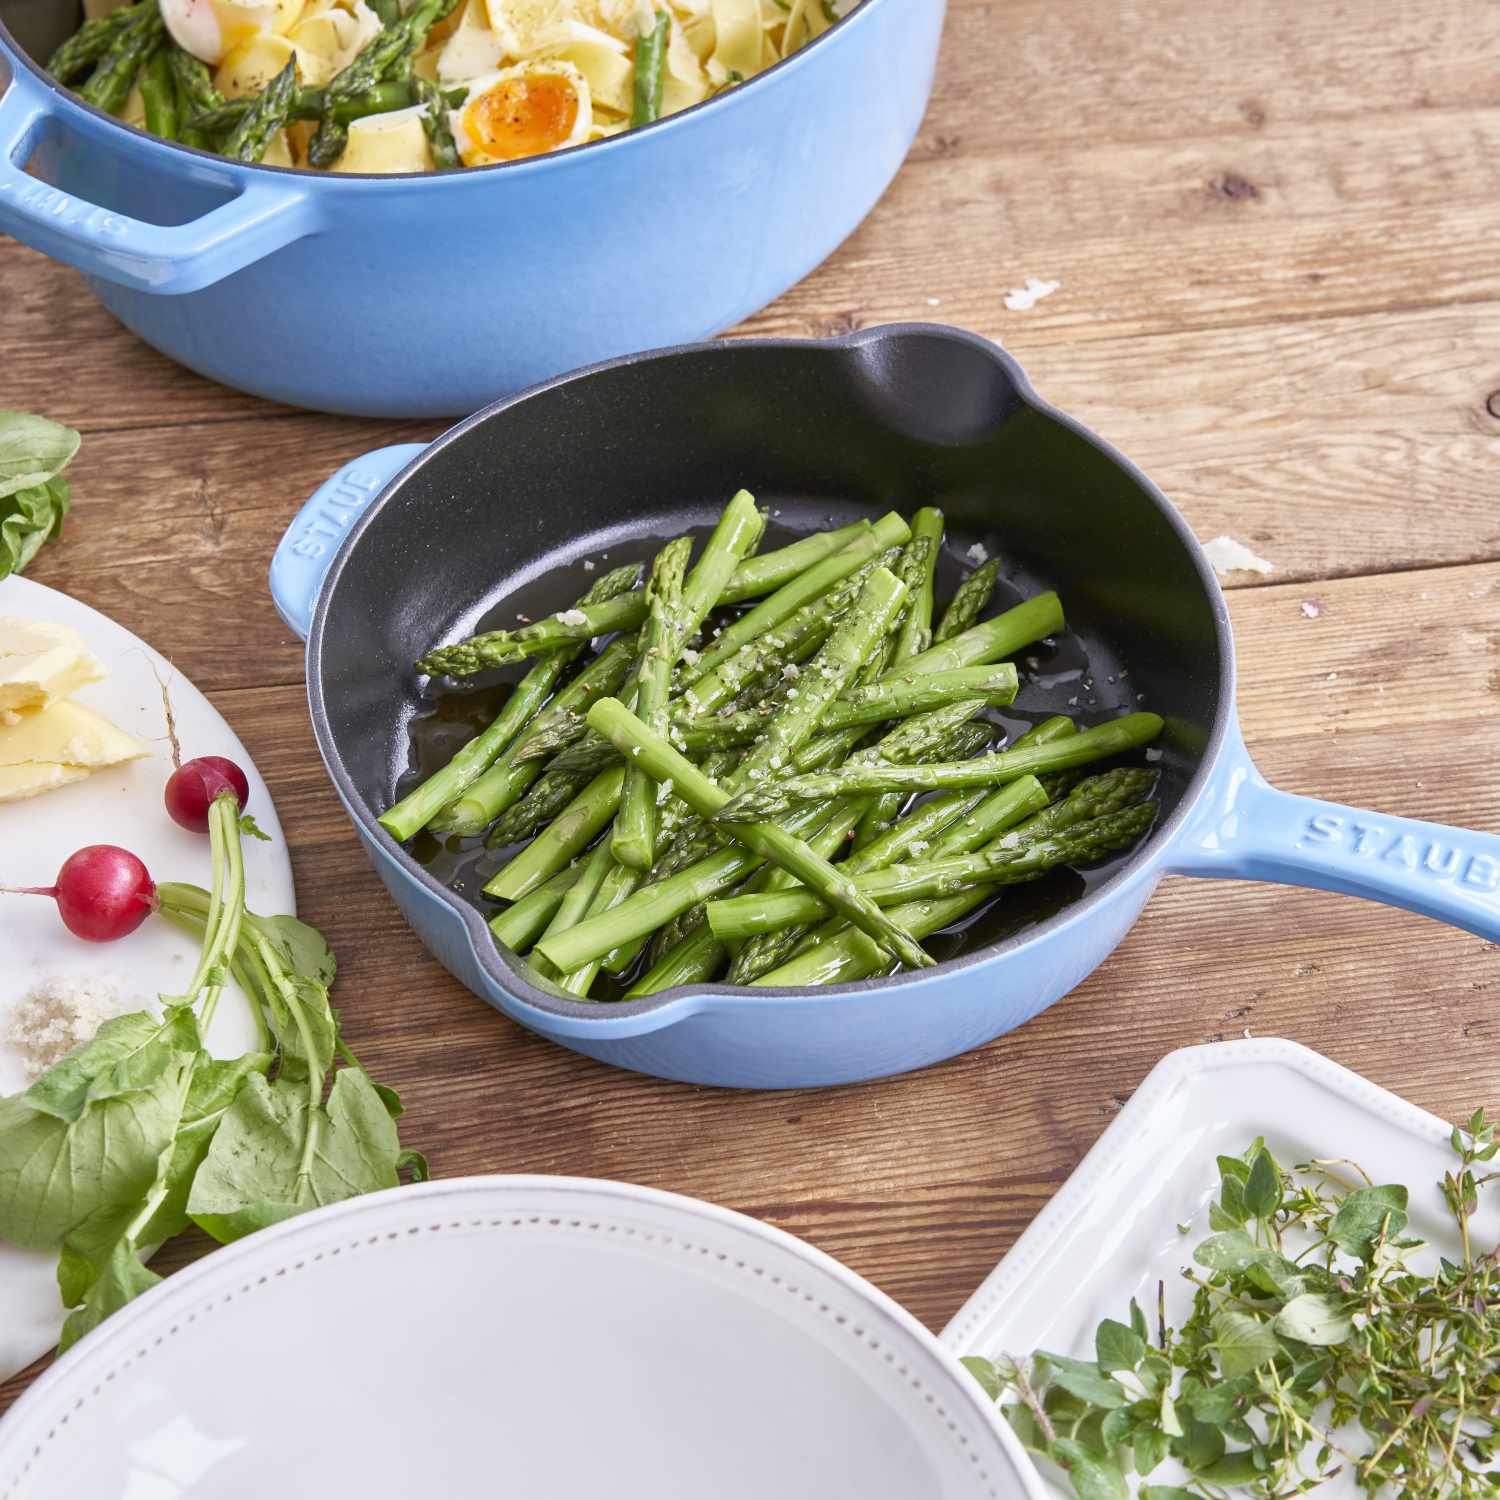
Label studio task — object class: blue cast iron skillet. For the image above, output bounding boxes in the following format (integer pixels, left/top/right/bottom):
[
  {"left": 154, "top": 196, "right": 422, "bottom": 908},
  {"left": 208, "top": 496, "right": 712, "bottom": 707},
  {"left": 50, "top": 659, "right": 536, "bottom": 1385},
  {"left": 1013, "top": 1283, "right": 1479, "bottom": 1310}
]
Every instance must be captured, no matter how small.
[
  {"left": 0, "top": 0, "right": 944, "bottom": 417},
  {"left": 273, "top": 324, "right": 1500, "bottom": 1089}
]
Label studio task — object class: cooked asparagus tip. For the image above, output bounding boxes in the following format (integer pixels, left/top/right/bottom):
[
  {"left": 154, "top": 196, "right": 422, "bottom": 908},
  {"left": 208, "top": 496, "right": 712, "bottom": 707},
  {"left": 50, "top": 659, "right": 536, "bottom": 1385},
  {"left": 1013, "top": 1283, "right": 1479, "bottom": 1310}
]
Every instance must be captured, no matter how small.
[
  {"left": 483, "top": 765, "right": 625, "bottom": 902},
  {"left": 934, "top": 556, "right": 1001, "bottom": 644},
  {"left": 614, "top": 538, "right": 692, "bottom": 870},
  {"left": 714, "top": 712, "right": 1164, "bottom": 822},
  {"left": 48, "top": 3, "right": 139, "bottom": 83},
  {"left": 223, "top": 58, "right": 298, "bottom": 163},
  {"left": 79, "top": 2, "right": 166, "bottom": 115},
  {"left": 140, "top": 49, "right": 179, "bottom": 140},
  {"left": 413, "top": 74, "right": 462, "bottom": 169},
  {"left": 709, "top": 799, "right": 1155, "bottom": 942},
  {"left": 893, "top": 509, "right": 943, "bottom": 662},
  {"left": 385, "top": 568, "right": 641, "bottom": 840},
  {"left": 683, "top": 514, "right": 910, "bottom": 688},
  {"left": 630, "top": 9, "right": 670, "bottom": 127}
]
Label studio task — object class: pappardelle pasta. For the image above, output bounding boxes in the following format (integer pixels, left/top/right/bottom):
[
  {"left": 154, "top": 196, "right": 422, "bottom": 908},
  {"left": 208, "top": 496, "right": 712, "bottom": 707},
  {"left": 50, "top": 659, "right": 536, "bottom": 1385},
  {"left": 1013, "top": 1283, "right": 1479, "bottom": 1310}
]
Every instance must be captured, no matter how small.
[{"left": 48, "top": 0, "right": 861, "bottom": 172}]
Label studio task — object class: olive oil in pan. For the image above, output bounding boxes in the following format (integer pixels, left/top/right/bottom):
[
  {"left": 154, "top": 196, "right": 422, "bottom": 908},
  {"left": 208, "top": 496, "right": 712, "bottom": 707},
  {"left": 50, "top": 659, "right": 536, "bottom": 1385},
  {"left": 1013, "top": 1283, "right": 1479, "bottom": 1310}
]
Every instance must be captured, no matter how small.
[{"left": 395, "top": 515, "right": 1155, "bottom": 985}]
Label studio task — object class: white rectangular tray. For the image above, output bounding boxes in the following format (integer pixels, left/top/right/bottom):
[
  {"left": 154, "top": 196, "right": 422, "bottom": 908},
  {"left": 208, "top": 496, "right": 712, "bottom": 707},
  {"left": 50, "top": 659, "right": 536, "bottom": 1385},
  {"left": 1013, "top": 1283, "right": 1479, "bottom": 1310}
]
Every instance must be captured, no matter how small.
[{"left": 940, "top": 1037, "right": 1491, "bottom": 1496}]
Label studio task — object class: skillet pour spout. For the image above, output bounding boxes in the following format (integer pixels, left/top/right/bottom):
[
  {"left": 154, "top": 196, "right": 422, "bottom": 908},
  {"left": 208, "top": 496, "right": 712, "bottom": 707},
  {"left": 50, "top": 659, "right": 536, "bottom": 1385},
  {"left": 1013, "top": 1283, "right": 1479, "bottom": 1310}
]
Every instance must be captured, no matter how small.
[{"left": 274, "top": 324, "right": 1500, "bottom": 1089}]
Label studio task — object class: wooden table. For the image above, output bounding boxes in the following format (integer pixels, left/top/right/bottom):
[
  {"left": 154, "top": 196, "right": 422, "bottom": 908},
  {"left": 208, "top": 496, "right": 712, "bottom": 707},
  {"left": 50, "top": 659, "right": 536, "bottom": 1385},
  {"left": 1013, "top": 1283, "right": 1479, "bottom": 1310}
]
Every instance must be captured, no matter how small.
[{"left": 4, "top": 0, "right": 1499, "bottom": 1415}]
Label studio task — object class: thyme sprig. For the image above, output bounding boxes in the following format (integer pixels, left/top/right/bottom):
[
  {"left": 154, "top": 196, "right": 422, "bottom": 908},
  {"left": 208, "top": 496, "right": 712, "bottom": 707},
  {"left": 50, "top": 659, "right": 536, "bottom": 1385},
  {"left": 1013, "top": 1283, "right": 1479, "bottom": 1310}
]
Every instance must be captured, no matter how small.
[{"left": 966, "top": 1112, "right": 1500, "bottom": 1497}]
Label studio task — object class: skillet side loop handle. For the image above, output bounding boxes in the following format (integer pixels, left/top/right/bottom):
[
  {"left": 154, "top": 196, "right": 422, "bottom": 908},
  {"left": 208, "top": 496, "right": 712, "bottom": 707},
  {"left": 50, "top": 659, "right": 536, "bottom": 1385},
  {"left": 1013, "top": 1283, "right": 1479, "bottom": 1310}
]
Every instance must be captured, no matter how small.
[
  {"left": 269, "top": 444, "right": 426, "bottom": 641},
  {"left": 1169, "top": 746, "right": 1500, "bottom": 942},
  {"left": 0, "top": 55, "right": 316, "bottom": 294}
]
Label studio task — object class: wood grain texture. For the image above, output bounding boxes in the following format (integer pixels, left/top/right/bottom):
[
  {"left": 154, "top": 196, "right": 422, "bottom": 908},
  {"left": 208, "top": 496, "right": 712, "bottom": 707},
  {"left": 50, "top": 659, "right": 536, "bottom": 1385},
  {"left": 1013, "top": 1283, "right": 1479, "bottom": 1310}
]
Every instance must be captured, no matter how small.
[{"left": 4, "top": 0, "right": 1500, "bottom": 1424}]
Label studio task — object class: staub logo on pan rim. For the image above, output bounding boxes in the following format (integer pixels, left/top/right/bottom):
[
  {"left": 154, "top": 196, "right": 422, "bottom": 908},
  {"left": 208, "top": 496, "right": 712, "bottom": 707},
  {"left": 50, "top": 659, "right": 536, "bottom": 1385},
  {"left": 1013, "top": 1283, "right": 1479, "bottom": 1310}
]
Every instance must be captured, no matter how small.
[
  {"left": 0, "top": 179, "right": 128, "bottom": 236},
  {"left": 288, "top": 468, "right": 384, "bottom": 561},
  {"left": 1300, "top": 814, "right": 1500, "bottom": 891}
]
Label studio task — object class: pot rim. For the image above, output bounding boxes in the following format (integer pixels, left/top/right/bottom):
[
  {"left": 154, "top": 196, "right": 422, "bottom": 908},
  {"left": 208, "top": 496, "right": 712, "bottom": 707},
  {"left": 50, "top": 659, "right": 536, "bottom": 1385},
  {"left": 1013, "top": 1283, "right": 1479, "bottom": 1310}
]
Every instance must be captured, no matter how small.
[
  {"left": 0, "top": 0, "right": 902, "bottom": 183},
  {"left": 306, "top": 322, "right": 1237, "bottom": 1020}
]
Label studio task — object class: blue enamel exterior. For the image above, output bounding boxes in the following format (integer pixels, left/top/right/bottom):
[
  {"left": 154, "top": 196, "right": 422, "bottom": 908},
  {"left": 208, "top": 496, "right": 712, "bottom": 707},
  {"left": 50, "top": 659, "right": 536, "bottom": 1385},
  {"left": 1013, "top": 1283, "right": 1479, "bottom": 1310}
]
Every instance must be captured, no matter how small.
[
  {"left": 270, "top": 331, "right": 1500, "bottom": 1090},
  {"left": 0, "top": 0, "right": 945, "bottom": 417}
]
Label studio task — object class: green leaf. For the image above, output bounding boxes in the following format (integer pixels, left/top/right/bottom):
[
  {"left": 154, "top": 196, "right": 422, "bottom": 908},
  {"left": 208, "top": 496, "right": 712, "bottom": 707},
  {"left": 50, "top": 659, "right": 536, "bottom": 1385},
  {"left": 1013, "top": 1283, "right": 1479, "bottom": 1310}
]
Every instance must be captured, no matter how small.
[
  {"left": 0, "top": 477, "right": 71, "bottom": 580},
  {"left": 1142, "top": 1489, "right": 1202, "bottom": 1500},
  {"left": 1159, "top": 1386, "right": 1184, "bottom": 1438},
  {"left": 239, "top": 813, "right": 272, "bottom": 842},
  {"left": 1273, "top": 1292, "right": 1354, "bottom": 1347},
  {"left": 1329, "top": 1184, "right": 1409, "bottom": 1258},
  {"left": 1133, "top": 1426, "right": 1170, "bottom": 1477},
  {"left": 57, "top": 1231, "right": 161, "bottom": 1352},
  {"left": 1006, "top": 1401, "right": 1048, "bottom": 1453},
  {"left": 136, "top": 1052, "right": 272, "bottom": 1244},
  {"left": 1129, "top": 1298, "right": 1149, "bottom": 1343},
  {"left": 1050, "top": 1440, "right": 1129, "bottom": 1500},
  {"left": 961, "top": 1355, "right": 1004, "bottom": 1402},
  {"left": 1242, "top": 1251, "right": 1309, "bottom": 1299},
  {"left": 1217, "top": 1153, "right": 1251, "bottom": 1184},
  {"left": 188, "top": 1068, "right": 401, "bottom": 1244},
  {"left": 1212, "top": 1310, "right": 1280, "bottom": 1378},
  {"left": 1199, "top": 1449, "right": 1264, "bottom": 1485},
  {"left": 23, "top": 1009, "right": 196, "bottom": 1123},
  {"left": 1096, "top": 1318, "right": 1146, "bottom": 1372},
  {"left": 0, "top": 1043, "right": 194, "bottom": 1251},
  {"left": 1243, "top": 1148, "right": 1283, "bottom": 1219},
  {"left": 397, "top": 1149, "right": 430, "bottom": 1182},
  {"left": 0, "top": 410, "right": 80, "bottom": 502},
  {"left": 1099, "top": 1406, "right": 1134, "bottom": 1450},
  {"left": 1193, "top": 1229, "right": 1268, "bottom": 1273},
  {"left": 1185, "top": 1373, "right": 1254, "bottom": 1424},
  {"left": 1173, "top": 1416, "right": 1226, "bottom": 1473},
  {"left": 1036, "top": 1352, "right": 1128, "bottom": 1409},
  {"left": 255, "top": 913, "right": 336, "bottom": 986}
]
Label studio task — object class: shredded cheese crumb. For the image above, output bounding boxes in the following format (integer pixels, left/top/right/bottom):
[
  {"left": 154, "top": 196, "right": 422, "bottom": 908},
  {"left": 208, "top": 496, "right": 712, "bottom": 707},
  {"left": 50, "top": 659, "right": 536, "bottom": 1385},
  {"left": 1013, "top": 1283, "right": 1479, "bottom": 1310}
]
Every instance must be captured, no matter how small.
[
  {"left": 1202, "top": 535, "right": 1275, "bottom": 577},
  {"left": 1300, "top": 601, "right": 1321, "bottom": 619},
  {"left": 557, "top": 609, "right": 590, "bottom": 627},
  {"left": 965, "top": 542, "right": 989, "bottom": 564},
  {"left": 583, "top": 559, "right": 596, "bottom": 572},
  {"left": 681, "top": 648, "right": 700, "bottom": 667},
  {"left": 782, "top": 663, "right": 800, "bottom": 681},
  {"left": 1003, "top": 276, "right": 1061, "bottom": 311}
]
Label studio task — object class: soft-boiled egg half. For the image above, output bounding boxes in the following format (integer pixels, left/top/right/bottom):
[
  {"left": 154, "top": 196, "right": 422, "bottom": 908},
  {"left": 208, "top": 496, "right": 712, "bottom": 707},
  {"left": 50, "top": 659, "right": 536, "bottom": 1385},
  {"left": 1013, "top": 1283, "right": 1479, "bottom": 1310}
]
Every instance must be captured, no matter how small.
[
  {"left": 160, "top": 0, "right": 305, "bottom": 66},
  {"left": 450, "top": 60, "right": 593, "bottom": 166}
]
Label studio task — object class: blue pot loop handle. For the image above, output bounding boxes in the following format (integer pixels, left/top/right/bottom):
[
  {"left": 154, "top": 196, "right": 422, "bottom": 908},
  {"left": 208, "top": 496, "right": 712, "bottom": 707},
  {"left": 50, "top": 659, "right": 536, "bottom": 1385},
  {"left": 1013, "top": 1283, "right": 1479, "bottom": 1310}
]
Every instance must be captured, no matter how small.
[
  {"left": 270, "top": 443, "right": 427, "bottom": 640},
  {"left": 1171, "top": 728, "right": 1500, "bottom": 942},
  {"left": 0, "top": 50, "right": 317, "bottom": 293}
]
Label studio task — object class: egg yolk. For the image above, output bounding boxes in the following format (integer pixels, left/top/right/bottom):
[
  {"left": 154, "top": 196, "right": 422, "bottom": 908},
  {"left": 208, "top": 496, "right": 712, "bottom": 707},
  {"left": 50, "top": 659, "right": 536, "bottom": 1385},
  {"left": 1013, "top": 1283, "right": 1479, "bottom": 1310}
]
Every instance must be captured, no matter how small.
[{"left": 465, "top": 75, "right": 579, "bottom": 161}]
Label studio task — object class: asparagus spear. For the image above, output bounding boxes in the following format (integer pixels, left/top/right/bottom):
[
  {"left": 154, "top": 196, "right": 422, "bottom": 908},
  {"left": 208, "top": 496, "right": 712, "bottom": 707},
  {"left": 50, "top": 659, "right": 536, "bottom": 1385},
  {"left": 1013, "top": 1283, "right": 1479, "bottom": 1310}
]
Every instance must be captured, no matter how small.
[
  {"left": 489, "top": 866, "right": 580, "bottom": 952},
  {"left": 614, "top": 539, "right": 691, "bottom": 870},
  {"left": 887, "top": 592, "right": 1064, "bottom": 680},
  {"left": 483, "top": 765, "right": 624, "bottom": 902},
  {"left": 140, "top": 49, "right": 179, "bottom": 140},
  {"left": 935, "top": 557, "right": 1001, "bottom": 643},
  {"left": 48, "top": 3, "right": 140, "bottom": 83},
  {"left": 631, "top": 9, "right": 670, "bottom": 127},
  {"left": 530, "top": 839, "right": 616, "bottom": 980},
  {"left": 421, "top": 508, "right": 867, "bottom": 679},
  {"left": 540, "top": 698, "right": 933, "bottom": 973},
  {"left": 894, "top": 508, "right": 942, "bottom": 660},
  {"left": 485, "top": 761, "right": 595, "bottom": 847},
  {"left": 223, "top": 58, "right": 298, "bottom": 163},
  {"left": 682, "top": 515, "right": 910, "bottom": 688},
  {"left": 856, "top": 516, "right": 943, "bottom": 846},
  {"left": 169, "top": 46, "right": 224, "bottom": 115},
  {"left": 307, "top": 0, "right": 458, "bottom": 167},
  {"left": 557, "top": 857, "right": 647, "bottom": 996},
  {"left": 625, "top": 924, "right": 726, "bottom": 998},
  {"left": 710, "top": 799, "right": 1153, "bottom": 941},
  {"left": 79, "top": 3, "right": 165, "bottom": 115},
  {"left": 368, "top": 0, "right": 402, "bottom": 24},
  {"left": 714, "top": 712, "right": 1164, "bottom": 822},
  {"left": 413, "top": 74, "right": 461, "bottom": 170},
  {"left": 668, "top": 665, "right": 1016, "bottom": 753},
  {"left": 676, "top": 548, "right": 896, "bottom": 718}
]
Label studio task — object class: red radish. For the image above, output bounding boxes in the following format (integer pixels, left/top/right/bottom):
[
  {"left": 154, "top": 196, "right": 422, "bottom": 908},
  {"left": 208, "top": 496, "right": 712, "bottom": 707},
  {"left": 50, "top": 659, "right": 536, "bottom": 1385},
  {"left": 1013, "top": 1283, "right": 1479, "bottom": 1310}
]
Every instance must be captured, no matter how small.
[
  {"left": 4, "top": 846, "right": 157, "bottom": 942},
  {"left": 164, "top": 755, "right": 250, "bottom": 833}
]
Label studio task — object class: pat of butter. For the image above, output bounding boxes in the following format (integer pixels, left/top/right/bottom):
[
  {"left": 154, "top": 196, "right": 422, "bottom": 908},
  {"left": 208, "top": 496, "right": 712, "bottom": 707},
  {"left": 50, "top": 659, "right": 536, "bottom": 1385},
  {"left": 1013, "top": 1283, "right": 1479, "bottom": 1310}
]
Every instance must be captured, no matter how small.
[
  {"left": 0, "top": 700, "right": 149, "bottom": 771},
  {"left": 0, "top": 617, "right": 107, "bottom": 720},
  {"left": 0, "top": 762, "right": 92, "bottom": 804}
]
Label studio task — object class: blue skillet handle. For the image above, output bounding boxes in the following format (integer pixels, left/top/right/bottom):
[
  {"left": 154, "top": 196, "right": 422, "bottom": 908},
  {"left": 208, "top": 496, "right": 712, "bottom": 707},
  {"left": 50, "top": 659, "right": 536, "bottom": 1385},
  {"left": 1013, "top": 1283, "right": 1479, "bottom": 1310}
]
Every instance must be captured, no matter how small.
[
  {"left": 270, "top": 444, "right": 427, "bottom": 640},
  {"left": 0, "top": 55, "right": 317, "bottom": 293},
  {"left": 1170, "top": 734, "right": 1500, "bottom": 941}
]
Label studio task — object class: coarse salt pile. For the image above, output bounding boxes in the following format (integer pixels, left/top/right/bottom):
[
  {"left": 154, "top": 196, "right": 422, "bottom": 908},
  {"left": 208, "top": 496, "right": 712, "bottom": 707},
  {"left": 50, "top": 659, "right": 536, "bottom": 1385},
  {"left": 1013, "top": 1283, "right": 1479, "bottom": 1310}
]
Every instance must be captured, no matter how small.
[{"left": 5, "top": 976, "right": 135, "bottom": 1080}]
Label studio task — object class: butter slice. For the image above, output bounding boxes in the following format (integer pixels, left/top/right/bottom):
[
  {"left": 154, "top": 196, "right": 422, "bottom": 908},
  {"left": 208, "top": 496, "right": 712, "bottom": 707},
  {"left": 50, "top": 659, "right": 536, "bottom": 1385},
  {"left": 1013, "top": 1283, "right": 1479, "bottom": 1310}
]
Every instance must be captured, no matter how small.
[
  {"left": 0, "top": 762, "right": 92, "bottom": 804},
  {"left": 0, "top": 618, "right": 107, "bottom": 719},
  {"left": 0, "top": 700, "right": 150, "bottom": 771}
]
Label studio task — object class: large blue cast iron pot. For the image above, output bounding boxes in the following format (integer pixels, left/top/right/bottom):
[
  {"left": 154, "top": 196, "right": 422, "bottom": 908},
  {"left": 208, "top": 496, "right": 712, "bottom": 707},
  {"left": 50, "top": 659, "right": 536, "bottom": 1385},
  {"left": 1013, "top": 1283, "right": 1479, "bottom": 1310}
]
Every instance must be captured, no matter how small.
[
  {"left": 271, "top": 325, "right": 1500, "bottom": 1089},
  {"left": 0, "top": 0, "right": 942, "bottom": 417}
]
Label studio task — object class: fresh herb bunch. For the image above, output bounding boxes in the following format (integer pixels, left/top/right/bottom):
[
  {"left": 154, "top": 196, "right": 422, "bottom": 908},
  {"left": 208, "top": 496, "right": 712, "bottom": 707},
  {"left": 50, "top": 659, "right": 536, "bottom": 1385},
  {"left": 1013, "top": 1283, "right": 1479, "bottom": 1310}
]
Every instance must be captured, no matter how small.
[
  {"left": 0, "top": 410, "right": 79, "bottom": 581},
  {"left": 0, "top": 794, "right": 425, "bottom": 1349},
  {"left": 965, "top": 1118, "right": 1500, "bottom": 1498}
]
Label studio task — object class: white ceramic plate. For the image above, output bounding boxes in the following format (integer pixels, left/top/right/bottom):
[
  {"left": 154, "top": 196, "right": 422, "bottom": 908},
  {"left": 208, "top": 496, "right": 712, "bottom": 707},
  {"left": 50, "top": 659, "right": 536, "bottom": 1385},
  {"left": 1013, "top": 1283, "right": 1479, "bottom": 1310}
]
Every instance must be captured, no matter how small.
[
  {"left": 0, "top": 576, "right": 294, "bottom": 1383},
  {"left": 941, "top": 1037, "right": 1488, "bottom": 1496},
  {"left": 0, "top": 1176, "right": 1048, "bottom": 1499}
]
